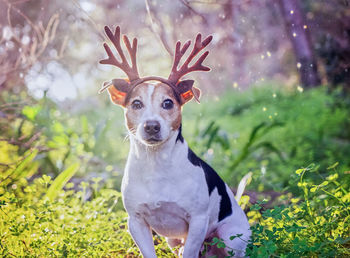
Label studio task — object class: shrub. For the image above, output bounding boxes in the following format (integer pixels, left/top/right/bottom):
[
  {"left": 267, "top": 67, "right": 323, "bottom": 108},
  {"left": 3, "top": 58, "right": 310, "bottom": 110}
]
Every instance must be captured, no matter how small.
[
  {"left": 208, "top": 163, "right": 350, "bottom": 257},
  {"left": 0, "top": 176, "right": 173, "bottom": 257},
  {"left": 2, "top": 162, "right": 348, "bottom": 257},
  {"left": 184, "top": 85, "right": 350, "bottom": 191}
]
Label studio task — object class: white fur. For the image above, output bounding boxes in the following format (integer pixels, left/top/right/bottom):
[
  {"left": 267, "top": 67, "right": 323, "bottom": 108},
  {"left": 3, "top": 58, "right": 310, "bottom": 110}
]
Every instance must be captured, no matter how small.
[
  {"left": 120, "top": 83, "right": 251, "bottom": 258},
  {"left": 130, "top": 84, "right": 172, "bottom": 147}
]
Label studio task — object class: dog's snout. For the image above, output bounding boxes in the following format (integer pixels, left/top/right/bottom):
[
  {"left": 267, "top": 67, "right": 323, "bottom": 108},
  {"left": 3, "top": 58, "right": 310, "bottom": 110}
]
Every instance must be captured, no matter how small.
[{"left": 144, "top": 120, "right": 161, "bottom": 135}]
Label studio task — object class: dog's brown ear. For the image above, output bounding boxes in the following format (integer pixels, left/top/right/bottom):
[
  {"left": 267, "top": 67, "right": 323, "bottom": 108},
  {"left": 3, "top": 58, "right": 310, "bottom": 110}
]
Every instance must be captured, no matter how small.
[
  {"left": 177, "top": 80, "right": 201, "bottom": 104},
  {"left": 106, "top": 79, "right": 130, "bottom": 107}
]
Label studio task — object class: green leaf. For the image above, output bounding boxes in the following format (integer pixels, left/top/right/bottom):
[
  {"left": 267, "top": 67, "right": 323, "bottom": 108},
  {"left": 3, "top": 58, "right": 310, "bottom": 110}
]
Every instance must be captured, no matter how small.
[
  {"left": 8, "top": 149, "right": 39, "bottom": 180},
  {"left": 320, "top": 181, "right": 328, "bottom": 187},
  {"left": 253, "top": 141, "right": 285, "bottom": 162},
  {"left": 327, "top": 162, "right": 339, "bottom": 170},
  {"left": 229, "top": 235, "right": 237, "bottom": 240},
  {"left": 310, "top": 187, "right": 317, "bottom": 193},
  {"left": 210, "top": 237, "right": 220, "bottom": 245},
  {"left": 295, "top": 169, "right": 304, "bottom": 175},
  {"left": 250, "top": 204, "right": 262, "bottom": 211},
  {"left": 22, "top": 105, "right": 41, "bottom": 121},
  {"left": 46, "top": 163, "right": 80, "bottom": 201},
  {"left": 201, "top": 121, "right": 216, "bottom": 138},
  {"left": 217, "top": 241, "right": 226, "bottom": 249},
  {"left": 247, "top": 122, "right": 266, "bottom": 145},
  {"left": 230, "top": 233, "right": 243, "bottom": 240}
]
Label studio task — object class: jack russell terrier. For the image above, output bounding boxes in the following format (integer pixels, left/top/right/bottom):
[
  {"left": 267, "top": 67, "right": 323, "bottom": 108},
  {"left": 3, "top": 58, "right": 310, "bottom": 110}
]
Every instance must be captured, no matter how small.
[{"left": 99, "top": 26, "right": 251, "bottom": 257}]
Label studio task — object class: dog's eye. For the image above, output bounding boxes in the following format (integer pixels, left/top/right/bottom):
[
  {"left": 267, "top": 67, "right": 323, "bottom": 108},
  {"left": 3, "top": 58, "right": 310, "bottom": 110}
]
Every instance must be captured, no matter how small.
[
  {"left": 131, "top": 100, "right": 143, "bottom": 110},
  {"left": 162, "top": 99, "right": 174, "bottom": 110}
]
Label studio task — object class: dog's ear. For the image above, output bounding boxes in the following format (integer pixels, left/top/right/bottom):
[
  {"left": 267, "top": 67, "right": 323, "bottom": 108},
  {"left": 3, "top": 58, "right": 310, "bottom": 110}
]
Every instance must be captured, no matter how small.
[
  {"left": 106, "top": 79, "right": 130, "bottom": 107},
  {"left": 177, "top": 80, "right": 201, "bottom": 105}
]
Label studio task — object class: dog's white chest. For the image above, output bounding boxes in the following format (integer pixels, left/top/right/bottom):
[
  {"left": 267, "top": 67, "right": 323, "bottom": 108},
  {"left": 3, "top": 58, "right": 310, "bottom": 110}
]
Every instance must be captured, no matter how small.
[
  {"left": 122, "top": 145, "right": 209, "bottom": 239},
  {"left": 123, "top": 176, "right": 196, "bottom": 238},
  {"left": 122, "top": 163, "right": 206, "bottom": 214},
  {"left": 137, "top": 201, "right": 189, "bottom": 237}
]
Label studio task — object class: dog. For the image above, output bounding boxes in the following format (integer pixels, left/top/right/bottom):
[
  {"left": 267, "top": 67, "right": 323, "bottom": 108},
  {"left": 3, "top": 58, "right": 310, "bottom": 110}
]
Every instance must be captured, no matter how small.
[{"left": 99, "top": 26, "right": 251, "bottom": 258}]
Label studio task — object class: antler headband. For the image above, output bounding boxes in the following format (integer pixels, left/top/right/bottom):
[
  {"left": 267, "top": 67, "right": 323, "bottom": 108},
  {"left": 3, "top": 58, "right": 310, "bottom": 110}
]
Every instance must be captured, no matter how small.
[{"left": 99, "top": 26, "right": 212, "bottom": 104}]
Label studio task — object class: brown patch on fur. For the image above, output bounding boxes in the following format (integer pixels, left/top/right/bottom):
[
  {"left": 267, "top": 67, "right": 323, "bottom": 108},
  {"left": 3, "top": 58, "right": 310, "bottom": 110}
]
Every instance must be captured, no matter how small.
[
  {"left": 124, "top": 84, "right": 149, "bottom": 133},
  {"left": 125, "top": 112, "right": 137, "bottom": 133},
  {"left": 123, "top": 82, "right": 182, "bottom": 135},
  {"left": 125, "top": 84, "right": 148, "bottom": 106},
  {"left": 151, "top": 83, "right": 182, "bottom": 131}
]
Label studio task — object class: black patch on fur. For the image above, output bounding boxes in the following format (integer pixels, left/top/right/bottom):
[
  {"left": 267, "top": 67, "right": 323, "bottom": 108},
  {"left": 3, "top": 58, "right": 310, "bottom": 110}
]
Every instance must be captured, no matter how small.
[
  {"left": 188, "top": 148, "right": 201, "bottom": 166},
  {"left": 187, "top": 148, "right": 233, "bottom": 221},
  {"left": 176, "top": 124, "right": 184, "bottom": 143}
]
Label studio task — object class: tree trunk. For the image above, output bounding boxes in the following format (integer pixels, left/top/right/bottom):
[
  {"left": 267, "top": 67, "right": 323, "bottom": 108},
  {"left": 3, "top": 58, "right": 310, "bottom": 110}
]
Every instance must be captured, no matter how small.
[
  {"left": 278, "top": 0, "right": 321, "bottom": 87},
  {"left": 228, "top": 1, "right": 249, "bottom": 88}
]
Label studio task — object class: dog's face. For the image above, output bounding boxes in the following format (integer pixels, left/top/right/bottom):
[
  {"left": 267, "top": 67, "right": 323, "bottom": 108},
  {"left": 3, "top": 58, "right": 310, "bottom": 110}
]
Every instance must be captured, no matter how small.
[{"left": 121, "top": 83, "right": 182, "bottom": 146}]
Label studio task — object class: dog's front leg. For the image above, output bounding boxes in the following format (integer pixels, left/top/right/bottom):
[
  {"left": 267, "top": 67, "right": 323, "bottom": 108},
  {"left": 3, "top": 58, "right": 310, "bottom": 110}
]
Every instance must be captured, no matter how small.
[
  {"left": 128, "top": 216, "right": 156, "bottom": 258},
  {"left": 183, "top": 215, "right": 209, "bottom": 258}
]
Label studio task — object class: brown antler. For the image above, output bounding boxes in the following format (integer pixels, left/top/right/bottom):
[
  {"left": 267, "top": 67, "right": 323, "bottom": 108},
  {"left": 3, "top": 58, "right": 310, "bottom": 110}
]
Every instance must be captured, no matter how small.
[
  {"left": 99, "top": 26, "right": 140, "bottom": 81},
  {"left": 168, "top": 34, "right": 213, "bottom": 84}
]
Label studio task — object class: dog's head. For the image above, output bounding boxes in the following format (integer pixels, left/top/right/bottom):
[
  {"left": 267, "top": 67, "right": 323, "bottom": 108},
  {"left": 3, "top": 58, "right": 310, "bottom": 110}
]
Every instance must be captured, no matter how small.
[
  {"left": 110, "top": 82, "right": 183, "bottom": 145},
  {"left": 99, "top": 26, "right": 212, "bottom": 146}
]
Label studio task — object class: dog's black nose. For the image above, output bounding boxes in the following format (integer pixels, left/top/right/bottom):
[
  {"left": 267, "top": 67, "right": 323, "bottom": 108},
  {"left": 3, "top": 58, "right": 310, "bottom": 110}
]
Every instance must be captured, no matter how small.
[{"left": 144, "top": 120, "right": 161, "bottom": 135}]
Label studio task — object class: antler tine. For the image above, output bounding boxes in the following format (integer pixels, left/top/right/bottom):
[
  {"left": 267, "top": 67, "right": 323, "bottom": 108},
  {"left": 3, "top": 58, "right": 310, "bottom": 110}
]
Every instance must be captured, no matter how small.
[
  {"left": 170, "top": 40, "right": 191, "bottom": 73},
  {"left": 123, "top": 35, "right": 139, "bottom": 76},
  {"left": 99, "top": 26, "right": 140, "bottom": 81},
  {"left": 168, "top": 34, "right": 213, "bottom": 84},
  {"left": 187, "top": 50, "right": 210, "bottom": 73}
]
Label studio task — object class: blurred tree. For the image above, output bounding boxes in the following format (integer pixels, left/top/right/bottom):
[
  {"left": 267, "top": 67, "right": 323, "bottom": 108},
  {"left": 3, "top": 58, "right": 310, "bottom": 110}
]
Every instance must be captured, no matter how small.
[
  {"left": 308, "top": 0, "right": 350, "bottom": 91},
  {"left": 1, "top": 0, "right": 349, "bottom": 98},
  {"left": 278, "top": 0, "right": 321, "bottom": 88},
  {"left": 0, "top": 0, "right": 63, "bottom": 94}
]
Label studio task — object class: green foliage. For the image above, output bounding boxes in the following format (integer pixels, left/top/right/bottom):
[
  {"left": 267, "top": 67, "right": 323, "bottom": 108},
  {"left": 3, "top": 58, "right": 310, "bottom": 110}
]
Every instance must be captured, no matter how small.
[
  {"left": 227, "top": 121, "right": 285, "bottom": 179},
  {"left": 1, "top": 85, "right": 350, "bottom": 256},
  {"left": 46, "top": 163, "right": 79, "bottom": 201},
  {"left": 0, "top": 148, "right": 39, "bottom": 189},
  {"left": 185, "top": 85, "right": 350, "bottom": 190},
  {"left": 3, "top": 159, "right": 348, "bottom": 257},
  {"left": 0, "top": 176, "right": 173, "bottom": 257},
  {"left": 2, "top": 85, "right": 349, "bottom": 193},
  {"left": 0, "top": 93, "right": 126, "bottom": 190},
  {"left": 195, "top": 120, "right": 285, "bottom": 180},
  {"left": 245, "top": 164, "right": 350, "bottom": 257},
  {"left": 208, "top": 163, "right": 350, "bottom": 257}
]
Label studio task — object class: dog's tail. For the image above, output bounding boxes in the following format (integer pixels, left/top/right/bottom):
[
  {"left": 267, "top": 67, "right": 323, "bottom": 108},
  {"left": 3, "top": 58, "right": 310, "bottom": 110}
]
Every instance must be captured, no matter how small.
[{"left": 235, "top": 172, "right": 252, "bottom": 202}]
